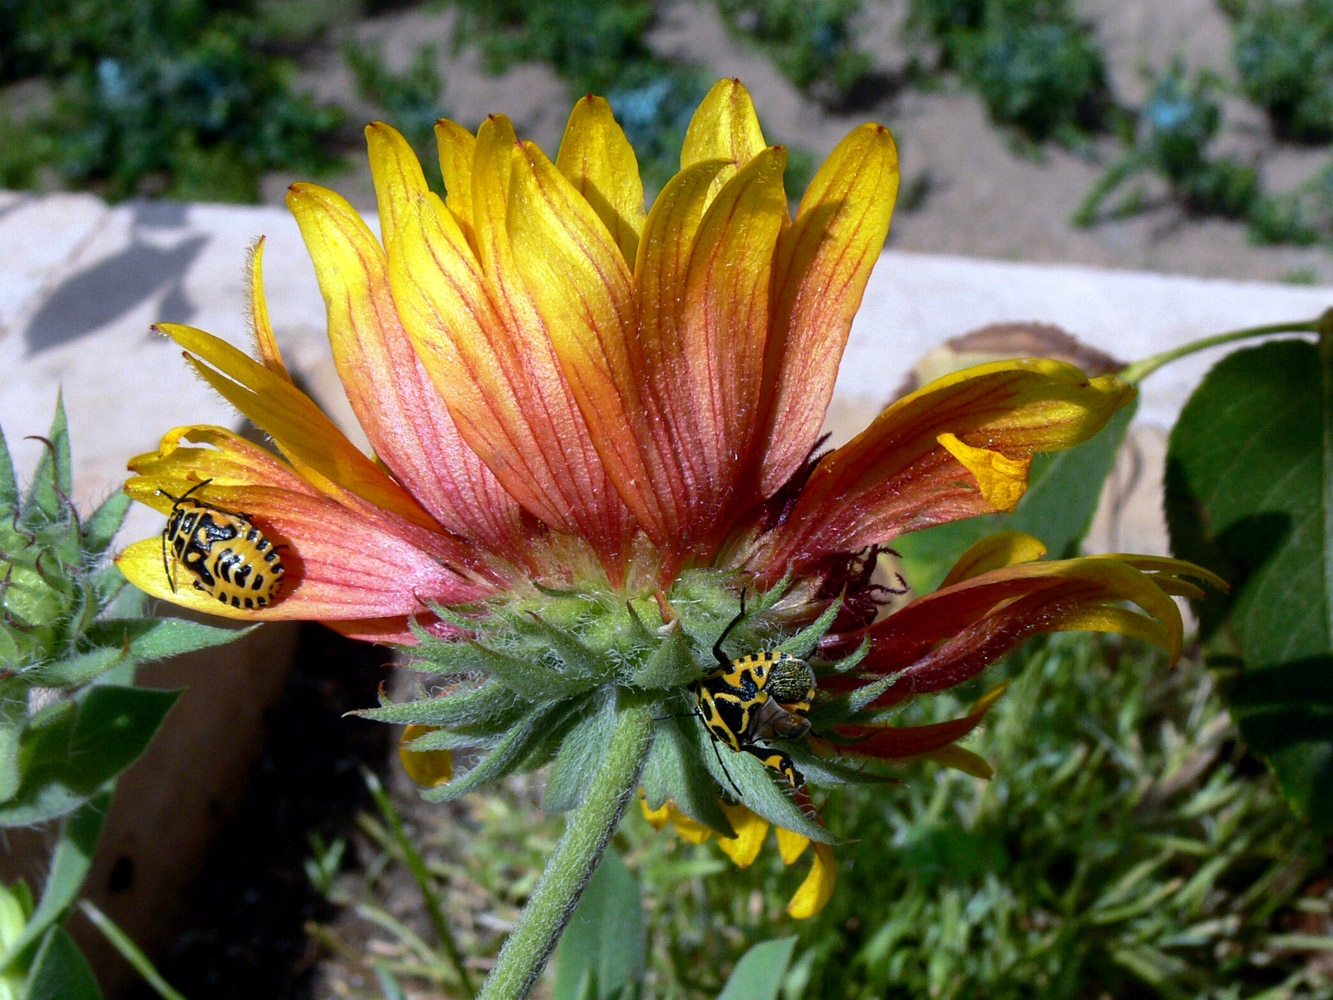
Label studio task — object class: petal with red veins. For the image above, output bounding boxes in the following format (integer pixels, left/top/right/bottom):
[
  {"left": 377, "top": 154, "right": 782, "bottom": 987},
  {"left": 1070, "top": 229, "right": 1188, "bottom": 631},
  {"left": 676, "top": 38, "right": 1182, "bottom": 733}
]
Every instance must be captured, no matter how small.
[
  {"left": 759, "top": 123, "right": 899, "bottom": 498},
  {"left": 556, "top": 95, "right": 646, "bottom": 264},
  {"left": 288, "top": 175, "right": 526, "bottom": 560},
  {"left": 681, "top": 78, "right": 767, "bottom": 198},
  {"left": 764, "top": 360, "right": 1136, "bottom": 575},
  {"left": 118, "top": 484, "right": 494, "bottom": 623}
]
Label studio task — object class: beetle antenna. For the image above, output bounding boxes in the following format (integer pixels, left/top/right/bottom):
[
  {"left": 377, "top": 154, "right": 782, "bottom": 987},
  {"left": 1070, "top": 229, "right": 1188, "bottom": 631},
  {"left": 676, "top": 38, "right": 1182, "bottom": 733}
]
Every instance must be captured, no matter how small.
[{"left": 712, "top": 588, "right": 749, "bottom": 666}]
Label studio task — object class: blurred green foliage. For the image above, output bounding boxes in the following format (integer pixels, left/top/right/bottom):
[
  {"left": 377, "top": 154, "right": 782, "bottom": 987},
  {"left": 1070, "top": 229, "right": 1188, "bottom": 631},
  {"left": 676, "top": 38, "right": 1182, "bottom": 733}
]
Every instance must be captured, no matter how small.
[
  {"left": 1074, "top": 64, "right": 1259, "bottom": 227},
  {"left": 713, "top": 0, "right": 870, "bottom": 106},
  {"left": 905, "top": 0, "right": 1112, "bottom": 144},
  {"left": 1231, "top": 0, "right": 1333, "bottom": 144},
  {"left": 345, "top": 42, "right": 446, "bottom": 163},
  {"left": 325, "top": 636, "right": 1332, "bottom": 998},
  {"left": 0, "top": 0, "right": 341, "bottom": 201}
]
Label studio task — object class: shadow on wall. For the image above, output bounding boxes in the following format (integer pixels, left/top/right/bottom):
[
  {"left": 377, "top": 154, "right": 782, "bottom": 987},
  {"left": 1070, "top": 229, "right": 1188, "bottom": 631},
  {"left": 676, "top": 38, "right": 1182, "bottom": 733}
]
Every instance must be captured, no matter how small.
[{"left": 24, "top": 201, "right": 206, "bottom": 355}]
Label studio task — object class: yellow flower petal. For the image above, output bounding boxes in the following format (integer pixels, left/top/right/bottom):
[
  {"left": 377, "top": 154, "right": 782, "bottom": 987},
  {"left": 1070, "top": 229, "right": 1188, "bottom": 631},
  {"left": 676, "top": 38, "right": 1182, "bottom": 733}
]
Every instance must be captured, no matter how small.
[
  {"left": 247, "top": 237, "right": 289, "bottom": 378},
  {"left": 787, "top": 842, "right": 837, "bottom": 919},
  {"left": 921, "top": 744, "right": 995, "bottom": 780},
  {"left": 668, "top": 805, "right": 714, "bottom": 845},
  {"left": 760, "top": 123, "right": 899, "bottom": 498},
  {"left": 775, "top": 825, "right": 810, "bottom": 865},
  {"left": 556, "top": 94, "right": 646, "bottom": 263},
  {"left": 715, "top": 803, "right": 770, "bottom": 868},
  {"left": 681, "top": 78, "right": 767, "bottom": 199},
  {"left": 435, "top": 118, "right": 478, "bottom": 248},
  {"left": 640, "top": 798, "right": 671, "bottom": 830},
  {"left": 399, "top": 725, "right": 453, "bottom": 787},
  {"left": 940, "top": 530, "right": 1048, "bottom": 588},
  {"left": 937, "top": 432, "right": 1032, "bottom": 513}
]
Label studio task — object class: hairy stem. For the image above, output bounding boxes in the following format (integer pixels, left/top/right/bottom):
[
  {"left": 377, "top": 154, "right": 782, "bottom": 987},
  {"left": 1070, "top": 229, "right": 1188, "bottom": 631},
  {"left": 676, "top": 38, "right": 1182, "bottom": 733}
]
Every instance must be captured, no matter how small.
[{"left": 478, "top": 694, "right": 653, "bottom": 1000}]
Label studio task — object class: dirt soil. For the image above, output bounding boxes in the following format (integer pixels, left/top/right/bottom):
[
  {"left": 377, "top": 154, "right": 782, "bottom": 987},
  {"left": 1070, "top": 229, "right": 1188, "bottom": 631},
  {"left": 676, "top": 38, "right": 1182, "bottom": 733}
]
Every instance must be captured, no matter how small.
[{"left": 277, "top": 0, "right": 1333, "bottom": 285}]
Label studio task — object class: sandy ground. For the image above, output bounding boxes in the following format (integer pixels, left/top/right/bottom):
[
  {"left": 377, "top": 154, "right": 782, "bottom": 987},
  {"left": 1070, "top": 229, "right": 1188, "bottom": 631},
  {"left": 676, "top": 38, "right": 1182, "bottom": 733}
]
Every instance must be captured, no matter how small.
[{"left": 274, "top": 0, "right": 1333, "bottom": 285}]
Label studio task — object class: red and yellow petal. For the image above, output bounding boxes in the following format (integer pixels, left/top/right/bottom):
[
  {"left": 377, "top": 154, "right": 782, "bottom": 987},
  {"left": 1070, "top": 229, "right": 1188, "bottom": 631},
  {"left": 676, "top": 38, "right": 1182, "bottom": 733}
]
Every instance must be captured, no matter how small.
[
  {"left": 289, "top": 174, "right": 527, "bottom": 563},
  {"left": 119, "top": 482, "right": 494, "bottom": 622},
  {"left": 556, "top": 95, "right": 646, "bottom": 264},
  {"left": 434, "top": 118, "right": 479, "bottom": 250},
  {"left": 831, "top": 684, "right": 1007, "bottom": 761},
  {"left": 821, "top": 551, "right": 1213, "bottom": 711},
  {"left": 758, "top": 123, "right": 899, "bottom": 498},
  {"left": 128, "top": 425, "right": 317, "bottom": 499},
  {"left": 761, "top": 360, "right": 1136, "bottom": 577}
]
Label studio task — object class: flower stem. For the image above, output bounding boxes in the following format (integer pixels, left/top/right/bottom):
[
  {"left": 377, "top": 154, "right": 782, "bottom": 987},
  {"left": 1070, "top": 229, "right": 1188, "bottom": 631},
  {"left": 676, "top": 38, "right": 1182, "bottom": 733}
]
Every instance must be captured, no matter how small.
[
  {"left": 1119, "top": 314, "right": 1327, "bottom": 384},
  {"left": 477, "top": 694, "right": 653, "bottom": 1000}
]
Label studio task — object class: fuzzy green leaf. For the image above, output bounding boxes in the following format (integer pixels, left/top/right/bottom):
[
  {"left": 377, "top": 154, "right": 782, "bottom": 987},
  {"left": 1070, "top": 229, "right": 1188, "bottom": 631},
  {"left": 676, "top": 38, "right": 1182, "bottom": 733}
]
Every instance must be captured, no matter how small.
[
  {"left": 552, "top": 846, "right": 645, "bottom": 1000},
  {"left": 628, "top": 626, "right": 696, "bottom": 688},
  {"left": 698, "top": 734, "right": 834, "bottom": 844},
  {"left": 82, "top": 616, "right": 251, "bottom": 664},
  {"left": 543, "top": 689, "right": 619, "bottom": 812},
  {"left": 505, "top": 611, "right": 602, "bottom": 682},
  {"left": 355, "top": 680, "right": 522, "bottom": 729},
  {"left": 1166, "top": 337, "right": 1333, "bottom": 830},
  {"left": 26, "top": 645, "right": 125, "bottom": 688},
  {"left": 24, "top": 926, "right": 104, "bottom": 1000},
  {"left": 22, "top": 395, "right": 72, "bottom": 526},
  {"left": 0, "top": 418, "right": 17, "bottom": 515},
  {"left": 418, "top": 633, "right": 590, "bottom": 700},
  {"left": 90, "top": 563, "right": 132, "bottom": 610},
  {"left": 0, "top": 793, "right": 109, "bottom": 971},
  {"left": 423, "top": 699, "right": 572, "bottom": 802},
  {"left": 81, "top": 490, "right": 131, "bottom": 561},
  {"left": 0, "top": 686, "right": 179, "bottom": 827},
  {"left": 776, "top": 597, "right": 842, "bottom": 660},
  {"left": 641, "top": 714, "right": 735, "bottom": 836},
  {"left": 717, "top": 937, "right": 798, "bottom": 1000},
  {"left": 896, "top": 400, "right": 1137, "bottom": 591}
]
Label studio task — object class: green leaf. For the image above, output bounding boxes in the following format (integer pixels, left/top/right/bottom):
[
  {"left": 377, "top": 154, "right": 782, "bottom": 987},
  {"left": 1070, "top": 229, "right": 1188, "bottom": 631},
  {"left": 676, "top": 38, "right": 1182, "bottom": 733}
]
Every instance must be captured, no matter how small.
[
  {"left": 1165, "top": 338, "right": 1333, "bottom": 829},
  {"left": 355, "top": 680, "right": 522, "bottom": 729},
  {"left": 543, "top": 690, "right": 618, "bottom": 812},
  {"left": 82, "top": 616, "right": 250, "bottom": 664},
  {"left": 896, "top": 401, "right": 1137, "bottom": 590},
  {"left": 0, "top": 686, "right": 179, "bottom": 826},
  {"left": 640, "top": 714, "right": 734, "bottom": 837},
  {"left": 26, "top": 646, "right": 126, "bottom": 688},
  {"left": 552, "top": 847, "right": 644, "bottom": 1000},
  {"left": 82, "top": 490, "right": 131, "bottom": 561},
  {"left": 22, "top": 395, "right": 72, "bottom": 526},
  {"left": 24, "top": 926, "right": 104, "bottom": 1000},
  {"left": 0, "top": 793, "right": 109, "bottom": 971},
  {"left": 0, "top": 417, "right": 18, "bottom": 515},
  {"left": 717, "top": 936, "right": 798, "bottom": 1000},
  {"left": 423, "top": 699, "right": 572, "bottom": 802}
]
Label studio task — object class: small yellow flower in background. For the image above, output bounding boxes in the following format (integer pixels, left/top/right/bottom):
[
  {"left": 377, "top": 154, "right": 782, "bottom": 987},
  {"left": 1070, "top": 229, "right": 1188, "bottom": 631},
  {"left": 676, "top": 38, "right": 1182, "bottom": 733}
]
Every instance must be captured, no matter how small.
[{"left": 117, "top": 79, "right": 1219, "bottom": 919}]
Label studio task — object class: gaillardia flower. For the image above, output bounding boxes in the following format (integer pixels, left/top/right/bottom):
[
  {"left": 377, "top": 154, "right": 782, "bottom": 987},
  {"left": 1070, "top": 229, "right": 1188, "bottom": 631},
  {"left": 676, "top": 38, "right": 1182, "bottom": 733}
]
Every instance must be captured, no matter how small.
[{"left": 119, "top": 80, "right": 1213, "bottom": 918}]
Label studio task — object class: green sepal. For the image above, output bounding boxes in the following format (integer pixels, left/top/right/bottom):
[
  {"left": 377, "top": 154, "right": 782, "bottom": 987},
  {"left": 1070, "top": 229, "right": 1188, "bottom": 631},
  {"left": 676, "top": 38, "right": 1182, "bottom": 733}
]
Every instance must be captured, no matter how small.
[
  {"left": 775, "top": 597, "right": 842, "bottom": 660},
  {"left": 22, "top": 395, "right": 72, "bottom": 527},
  {"left": 25, "top": 646, "right": 124, "bottom": 688},
  {"left": 845, "top": 670, "right": 905, "bottom": 715},
  {"left": 786, "top": 743, "right": 904, "bottom": 787},
  {"left": 423, "top": 698, "right": 575, "bottom": 802},
  {"left": 399, "top": 726, "right": 504, "bottom": 752},
  {"left": 82, "top": 616, "right": 250, "bottom": 664},
  {"left": 89, "top": 564, "right": 131, "bottom": 611},
  {"left": 23, "top": 925, "right": 104, "bottom": 1000},
  {"left": 542, "top": 689, "right": 618, "bottom": 813},
  {"left": 354, "top": 680, "right": 522, "bottom": 729},
  {"left": 0, "top": 416, "right": 18, "bottom": 514},
  {"left": 641, "top": 713, "right": 735, "bottom": 837},
  {"left": 80, "top": 490, "right": 131, "bottom": 562},
  {"left": 822, "top": 634, "right": 870, "bottom": 674},
  {"left": 503, "top": 610, "right": 602, "bottom": 683},
  {"left": 627, "top": 624, "right": 697, "bottom": 689},
  {"left": 696, "top": 734, "right": 834, "bottom": 843},
  {"left": 409, "top": 617, "right": 589, "bottom": 700}
]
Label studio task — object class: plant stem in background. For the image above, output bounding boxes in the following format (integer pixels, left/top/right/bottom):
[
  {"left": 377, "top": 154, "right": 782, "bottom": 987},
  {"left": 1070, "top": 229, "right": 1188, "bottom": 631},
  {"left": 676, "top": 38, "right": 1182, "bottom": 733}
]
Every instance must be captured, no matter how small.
[
  {"left": 1119, "top": 312, "right": 1329, "bottom": 383},
  {"left": 478, "top": 696, "right": 653, "bottom": 1000}
]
